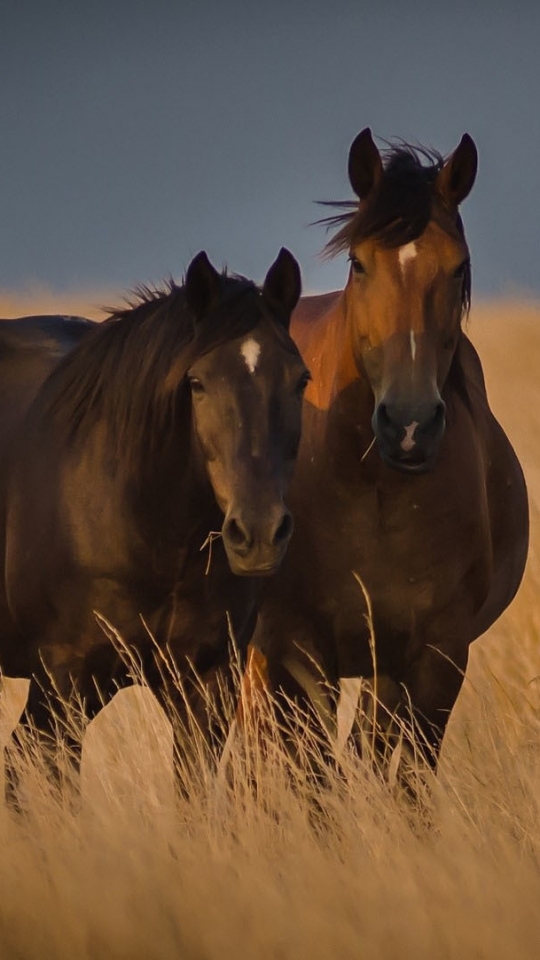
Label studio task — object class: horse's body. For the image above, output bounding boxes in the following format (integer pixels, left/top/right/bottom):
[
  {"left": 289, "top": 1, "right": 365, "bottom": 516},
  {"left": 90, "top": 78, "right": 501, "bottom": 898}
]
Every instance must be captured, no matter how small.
[
  {"left": 0, "top": 315, "right": 96, "bottom": 454},
  {"left": 0, "top": 251, "right": 308, "bottom": 788},
  {"left": 253, "top": 132, "right": 528, "bottom": 763}
]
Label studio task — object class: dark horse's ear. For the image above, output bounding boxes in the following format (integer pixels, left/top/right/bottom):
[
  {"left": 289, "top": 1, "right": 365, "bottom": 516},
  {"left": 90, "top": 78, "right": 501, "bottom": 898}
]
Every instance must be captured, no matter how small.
[
  {"left": 435, "top": 133, "right": 478, "bottom": 208},
  {"left": 348, "top": 127, "right": 384, "bottom": 200},
  {"left": 184, "top": 251, "right": 223, "bottom": 322},
  {"left": 262, "top": 248, "right": 302, "bottom": 327}
]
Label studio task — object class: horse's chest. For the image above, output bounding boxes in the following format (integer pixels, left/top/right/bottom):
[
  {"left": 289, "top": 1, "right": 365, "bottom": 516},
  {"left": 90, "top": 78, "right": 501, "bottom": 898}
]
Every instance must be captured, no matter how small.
[
  {"left": 159, "top": 559, "right": 257, "bottom": 656},
  {"left": 313, "top": 471, "right": 490, "bottom": 627}
]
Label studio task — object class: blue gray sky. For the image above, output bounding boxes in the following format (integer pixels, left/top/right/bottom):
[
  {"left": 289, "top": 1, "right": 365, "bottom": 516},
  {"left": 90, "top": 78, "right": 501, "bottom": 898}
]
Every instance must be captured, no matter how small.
[{"left": 1, "top": 1, "right": 539, "bottom": 298}]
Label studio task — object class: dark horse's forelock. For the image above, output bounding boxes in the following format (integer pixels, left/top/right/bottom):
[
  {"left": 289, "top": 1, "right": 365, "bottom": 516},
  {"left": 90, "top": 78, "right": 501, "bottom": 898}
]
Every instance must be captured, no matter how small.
[
  {"left": 318, "top": 141, "right": 470, "bottom": 314},
  {"left": 36, "top": 272, "right": 271, "bottom": 467}
]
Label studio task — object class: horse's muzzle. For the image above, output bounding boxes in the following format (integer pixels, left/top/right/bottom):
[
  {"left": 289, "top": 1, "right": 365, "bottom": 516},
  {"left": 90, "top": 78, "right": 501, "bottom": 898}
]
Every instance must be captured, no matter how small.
[
  {"left": 222, "top": 508, "right": 294, "bottom": 576},
  {"left": 372, "top": 399, "right": 446, "bottom": 473}
]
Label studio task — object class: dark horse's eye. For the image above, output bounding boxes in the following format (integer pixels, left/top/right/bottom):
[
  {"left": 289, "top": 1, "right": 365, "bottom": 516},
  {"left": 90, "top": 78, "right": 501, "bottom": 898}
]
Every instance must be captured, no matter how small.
[
  {"left": 188, "top": 377, "right": 205, "bottom": 395},
  {"left": 453, "top": 259, "right": 470, "bottom": 280},
  {"left": 296, "top": 372, "right": 312, "bottom": 396}
]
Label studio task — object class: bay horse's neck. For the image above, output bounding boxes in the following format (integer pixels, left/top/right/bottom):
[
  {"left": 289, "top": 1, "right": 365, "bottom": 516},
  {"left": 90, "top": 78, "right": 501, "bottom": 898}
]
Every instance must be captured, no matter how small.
[{"left": 291, "top": 288, "right": 362, "bottom": 413}]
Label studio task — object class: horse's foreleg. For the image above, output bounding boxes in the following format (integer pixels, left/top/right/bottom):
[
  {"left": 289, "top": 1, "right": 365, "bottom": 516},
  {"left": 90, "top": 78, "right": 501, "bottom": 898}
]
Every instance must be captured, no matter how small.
[
  {"left": 401, "top": 640, "right": 470, "bottom": 768},
  {"left": 1, "top": 657, "right": 125, "bottom": 809},
  {"left": 146, "top": 656, "right": 239, "bottom": 795},
  {"left": 4, "top": 676, "right": 82, "bottom": 810}
]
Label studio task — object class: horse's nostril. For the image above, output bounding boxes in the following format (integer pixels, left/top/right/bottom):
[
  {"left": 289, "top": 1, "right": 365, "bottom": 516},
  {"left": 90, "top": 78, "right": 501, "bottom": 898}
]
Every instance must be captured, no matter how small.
[
  {"left": 272, "top": 511, "right": 293, "bottom": 546},
  {"left": 223, "top": 517, "right": 251, "bottom": 549},
  {"left": 378, "top": 402, "right": 390, "bottom": 424},
  {"left": 375, "top": 402, "right": 401, "bottom": 443},
  {"left": 434, "top": 401, "right": 446, "bottom": 425},
  {"left": 223, "top": 509, "right": 293, "bottom": 559}
]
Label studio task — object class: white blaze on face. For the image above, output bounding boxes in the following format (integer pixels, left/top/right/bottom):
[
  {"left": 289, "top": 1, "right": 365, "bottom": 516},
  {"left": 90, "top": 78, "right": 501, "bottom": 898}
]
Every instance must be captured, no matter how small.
[
  {"left": 398, "top": 241, "right": 418, "bottom": 277},
  {"left": 401, "top": 421, "right": 419, "bottom": 453},
  {"left": 240, "top": 337, "right": 261, "bottom": 374},
  {"left": 409, "top": 329, "right": 417, "bottom": 362}
]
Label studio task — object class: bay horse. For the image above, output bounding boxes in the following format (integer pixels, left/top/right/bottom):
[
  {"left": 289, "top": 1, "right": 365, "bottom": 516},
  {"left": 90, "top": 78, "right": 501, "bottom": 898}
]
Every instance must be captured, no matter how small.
[
  {"left": 250, "top": 130, "right": 528, "bottom": 771},
  {"left": 0, "top": 249, "right": 309, "bottom": 795}
]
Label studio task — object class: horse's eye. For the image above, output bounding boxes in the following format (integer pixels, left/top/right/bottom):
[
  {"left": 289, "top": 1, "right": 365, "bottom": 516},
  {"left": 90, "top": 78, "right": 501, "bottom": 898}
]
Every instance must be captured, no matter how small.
[
  {"left": 189, "top": 377, "right": 205, "bottom": 395},
  {"left": 296, "top": 372, "right": 312, "bottom": 396},
  {"left": 453, "top": 259, "right": 469, "bottom": 280},
  {"left": 348, "top": 255, "right": 365, "bottom": 275}
]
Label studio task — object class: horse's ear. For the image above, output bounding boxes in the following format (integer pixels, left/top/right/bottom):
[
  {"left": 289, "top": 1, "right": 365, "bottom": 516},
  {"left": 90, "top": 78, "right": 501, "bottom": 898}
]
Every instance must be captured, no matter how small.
[
  {"left": 348, "top": 127, "right": 383, "bottom": 199},
  {"left": 184, "top": 251, "right": 222, "bottom": 321},
  {"left": 262, "top": 248, "right": 302, "bottom": 327},
  {"left": 436, "top": 133, "right": 478, "bottom": 208}
]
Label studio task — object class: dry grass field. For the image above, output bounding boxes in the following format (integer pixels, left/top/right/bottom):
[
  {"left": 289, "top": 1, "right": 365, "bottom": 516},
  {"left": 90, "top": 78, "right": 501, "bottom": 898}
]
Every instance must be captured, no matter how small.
[{"left": 0, "top": 292, "right": 539, "bottom": 959}]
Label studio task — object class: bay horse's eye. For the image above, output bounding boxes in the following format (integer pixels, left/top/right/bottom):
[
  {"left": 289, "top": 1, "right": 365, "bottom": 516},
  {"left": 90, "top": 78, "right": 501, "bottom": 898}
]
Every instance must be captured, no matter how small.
[
  {"left": 348, "top": 255, "right": 365, "bottom": 275},
  {"left": 453, "top": 259, "right": 470, "bottom": 280},
  {"left": 296, "top": 372, "right": 312, "bottom": 396},
  {"left": 188, "top": 377, "right": 205, "bottom": 395}
]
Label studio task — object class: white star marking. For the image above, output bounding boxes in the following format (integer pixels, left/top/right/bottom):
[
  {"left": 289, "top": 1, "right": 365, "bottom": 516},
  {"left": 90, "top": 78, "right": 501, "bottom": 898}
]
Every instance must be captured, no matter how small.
[
  {"left": 240, "top": 338, "right": 261, "bottom": 374},
  {"left": 398, "top": 242, "right": 417, "bottom": 277}
]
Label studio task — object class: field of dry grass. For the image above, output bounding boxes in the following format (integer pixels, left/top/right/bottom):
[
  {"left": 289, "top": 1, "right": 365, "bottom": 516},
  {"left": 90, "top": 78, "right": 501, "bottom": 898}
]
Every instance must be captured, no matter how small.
[{"left": 0, "top": 294, "right": 539, "bottom": 959}]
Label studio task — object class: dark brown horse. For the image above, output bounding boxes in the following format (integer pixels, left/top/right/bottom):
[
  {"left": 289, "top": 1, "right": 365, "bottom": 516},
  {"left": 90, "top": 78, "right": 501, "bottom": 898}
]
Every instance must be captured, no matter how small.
[
  {"left": 0, "top": 250, "right": 309, "bottom": 795},
  {"left": 250, "top": 130, "right": 528, "bottom": 769},
  {"left": 0, "top": 314, "right": 96, "bottom": 455}
]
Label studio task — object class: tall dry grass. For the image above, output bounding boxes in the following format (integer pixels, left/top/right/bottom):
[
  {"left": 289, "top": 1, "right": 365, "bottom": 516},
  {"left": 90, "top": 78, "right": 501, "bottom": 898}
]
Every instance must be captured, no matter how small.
[{"left": 0, "top": 297, "right": 539, "bottom": 959}]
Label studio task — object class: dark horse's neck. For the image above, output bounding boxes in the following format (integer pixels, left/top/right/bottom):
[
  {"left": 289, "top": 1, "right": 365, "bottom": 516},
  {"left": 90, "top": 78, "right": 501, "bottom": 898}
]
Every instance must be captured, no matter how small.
[
  {"left": 32, "top": 305, "right": 224, "bottom": 582},
  {"left": 130, "top": 415, "right": 221, "bottom": 577}
]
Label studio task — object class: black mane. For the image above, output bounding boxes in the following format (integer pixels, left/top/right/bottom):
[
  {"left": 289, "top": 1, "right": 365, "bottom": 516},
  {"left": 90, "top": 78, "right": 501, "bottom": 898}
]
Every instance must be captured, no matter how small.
[
  {"left": 319, "top": 142, "right": 445, "bottom": 253},
  {"left": 319, "top": 141, "right": 470, "bottom": 312},
  {"left": 36, "top": 271, "right": 264, "bottom": 463}
]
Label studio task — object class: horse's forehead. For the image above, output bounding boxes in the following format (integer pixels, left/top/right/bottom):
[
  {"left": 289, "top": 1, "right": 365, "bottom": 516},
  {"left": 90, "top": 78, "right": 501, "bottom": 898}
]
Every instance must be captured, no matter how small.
[
  {"left": 202, "top": 327, "right": 296, "bottom": 379},
  {"left": 240, "top": 336, "right": 261, "bottom": 374},
  {"left": 398, "top": 241, "right": 418, "bottom": 266},
  {"left": 397, "top": 242, "right": 418, "bottom": 277},
  {"left": 395, "top": 239, "right": 439, "bottom": 282},
  {"left": 355, "top": 219, "right": 466, "bottom": 274}
]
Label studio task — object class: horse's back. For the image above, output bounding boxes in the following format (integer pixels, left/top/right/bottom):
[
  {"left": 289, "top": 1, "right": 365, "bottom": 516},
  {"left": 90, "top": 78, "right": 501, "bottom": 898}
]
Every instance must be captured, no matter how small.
[
  {"left": 291, "top": 291, "right": 341, "bottom": 340},
  {"left": 0, "top": 314, "right": 95, "bottom": 356},
  {"left": 293, "top": 291, "right": 341, "bottom": 321},
  {"left": 0, "top": 315, "right": 96, "bottom": 443}
]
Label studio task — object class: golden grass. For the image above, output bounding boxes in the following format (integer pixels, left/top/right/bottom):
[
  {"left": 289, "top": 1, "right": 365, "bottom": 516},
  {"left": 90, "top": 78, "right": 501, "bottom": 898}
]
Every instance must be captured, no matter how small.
[{"left": 0, "top": 298, "right": 540, "bottom": 959}]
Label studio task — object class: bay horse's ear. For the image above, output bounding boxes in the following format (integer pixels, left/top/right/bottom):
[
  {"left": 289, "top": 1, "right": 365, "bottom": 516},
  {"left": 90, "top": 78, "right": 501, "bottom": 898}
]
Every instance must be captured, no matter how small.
[
  {"left": 436, "top": 133, "right": 478, "bottom": 208},
  {"left": 262, "top": 248, "right": 302, "bottom": 327},
  {"left": 348, "top": 127, "right": 383, "bottom": 200},
  {"left": 184, "top": 251, "right": 222, "bottom": 321}
]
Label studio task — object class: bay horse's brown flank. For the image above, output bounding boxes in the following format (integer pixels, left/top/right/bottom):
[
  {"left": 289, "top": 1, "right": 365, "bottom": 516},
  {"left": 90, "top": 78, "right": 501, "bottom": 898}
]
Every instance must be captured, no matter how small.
[{"left": 250, "top": 129, "right": 528, "bottom": 771}]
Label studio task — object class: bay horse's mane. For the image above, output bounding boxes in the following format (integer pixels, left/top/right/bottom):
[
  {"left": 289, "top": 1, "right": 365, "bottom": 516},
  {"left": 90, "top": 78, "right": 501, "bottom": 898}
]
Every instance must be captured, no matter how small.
[
  {"left": 319, "top": 141, "right": 471, "bottom": 314},
  {"left": 36, "top": 271, "right": 280, "bottom": 461}
]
